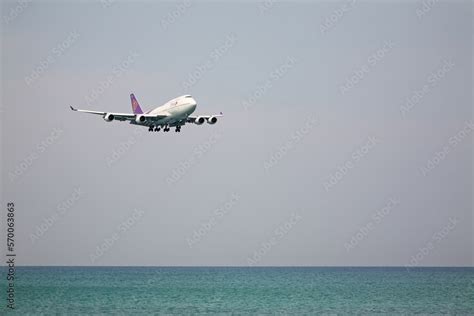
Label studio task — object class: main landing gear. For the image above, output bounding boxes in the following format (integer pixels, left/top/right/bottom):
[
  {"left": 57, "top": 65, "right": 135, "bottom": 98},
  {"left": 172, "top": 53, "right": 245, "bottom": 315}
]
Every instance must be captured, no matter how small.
[{"left": 148, "top": 125, "right": 179, "bottom": 133}]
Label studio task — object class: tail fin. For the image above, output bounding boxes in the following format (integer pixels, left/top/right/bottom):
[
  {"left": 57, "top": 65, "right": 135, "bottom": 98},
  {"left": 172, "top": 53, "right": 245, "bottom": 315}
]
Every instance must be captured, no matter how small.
[{"left": 130, "top": 93, "right": 144, "bottom": 114}]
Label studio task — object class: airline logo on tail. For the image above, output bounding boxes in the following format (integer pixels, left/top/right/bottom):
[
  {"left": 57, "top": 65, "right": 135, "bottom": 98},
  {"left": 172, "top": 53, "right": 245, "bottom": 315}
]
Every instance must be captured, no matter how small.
[{"left": 130, "top": 93, "right": 143, "bottom": 114}]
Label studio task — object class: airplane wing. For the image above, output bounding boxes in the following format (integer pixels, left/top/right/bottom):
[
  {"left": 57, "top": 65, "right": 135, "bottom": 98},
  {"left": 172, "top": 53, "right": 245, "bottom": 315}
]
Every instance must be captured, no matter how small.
[
  {"left": 70, "top": 106, "right": 135, "bottom": 121},
  {"left": 70, "top": 106, "right": 169, "bottom": 122}
]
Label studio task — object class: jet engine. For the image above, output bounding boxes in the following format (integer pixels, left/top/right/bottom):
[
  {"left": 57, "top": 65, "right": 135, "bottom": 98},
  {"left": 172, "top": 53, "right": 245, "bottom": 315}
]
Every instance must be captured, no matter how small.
[
  {"left": 195, "top": 117, "right": 206, "bottom": 125},
  {"left": 103, "top": 113, "right": 115, "bottom": 122},
  {"left": 135, "top": 115, "right": 146, "bottom": 123},
  {"left": 207, "top": 116, "right": 218, "bottom": 124}
]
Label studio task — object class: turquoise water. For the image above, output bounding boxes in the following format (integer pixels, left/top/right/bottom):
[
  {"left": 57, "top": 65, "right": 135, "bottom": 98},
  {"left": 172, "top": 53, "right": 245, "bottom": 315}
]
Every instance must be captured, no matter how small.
[{"left": 1, "top": 267, "right": 473, "bottom": 314}]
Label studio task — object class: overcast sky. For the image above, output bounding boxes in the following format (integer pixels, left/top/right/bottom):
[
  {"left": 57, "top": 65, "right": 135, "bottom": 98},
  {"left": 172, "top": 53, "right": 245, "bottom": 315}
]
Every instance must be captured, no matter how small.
[{"left": 1, "top": 0, "right": 472, "bottom": 266}]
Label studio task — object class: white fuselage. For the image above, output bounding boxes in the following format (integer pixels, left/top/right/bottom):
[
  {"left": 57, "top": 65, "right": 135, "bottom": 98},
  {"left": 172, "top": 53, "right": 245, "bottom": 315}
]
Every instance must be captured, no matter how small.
[{"left": 146, "top": 95, "right": 197, "bottom": 125}]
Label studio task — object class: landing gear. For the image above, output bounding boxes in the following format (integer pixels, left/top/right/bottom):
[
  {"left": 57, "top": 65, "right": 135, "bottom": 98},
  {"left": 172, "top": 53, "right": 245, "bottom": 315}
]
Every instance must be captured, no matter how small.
[{"left": 149, "top": 125, "right": 180, "bottom": 133}]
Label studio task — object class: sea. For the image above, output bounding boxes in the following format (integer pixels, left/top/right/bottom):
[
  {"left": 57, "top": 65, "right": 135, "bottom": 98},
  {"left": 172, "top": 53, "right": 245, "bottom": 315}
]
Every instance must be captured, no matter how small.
[{"left": 1, "top": 267, "right": 473, "bottom": 315}]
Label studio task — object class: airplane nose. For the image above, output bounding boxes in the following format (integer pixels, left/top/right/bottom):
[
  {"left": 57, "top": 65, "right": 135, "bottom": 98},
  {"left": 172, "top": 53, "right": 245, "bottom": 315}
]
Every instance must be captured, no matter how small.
[{"left": 187, "top": 101, "right": 197, "bottom": 114}]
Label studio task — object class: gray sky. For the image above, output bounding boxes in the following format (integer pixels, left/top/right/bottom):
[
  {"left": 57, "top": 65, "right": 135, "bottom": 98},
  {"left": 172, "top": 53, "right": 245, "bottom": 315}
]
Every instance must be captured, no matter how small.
[{"left": 1, "top": 0, "right": 472, "bottom": 266}]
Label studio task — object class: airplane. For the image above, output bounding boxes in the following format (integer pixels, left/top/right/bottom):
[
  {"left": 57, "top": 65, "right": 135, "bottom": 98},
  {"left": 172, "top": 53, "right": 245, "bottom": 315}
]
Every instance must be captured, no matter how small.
[{"left": 70, "top": 93, "right": 223, "bottom": 133}]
